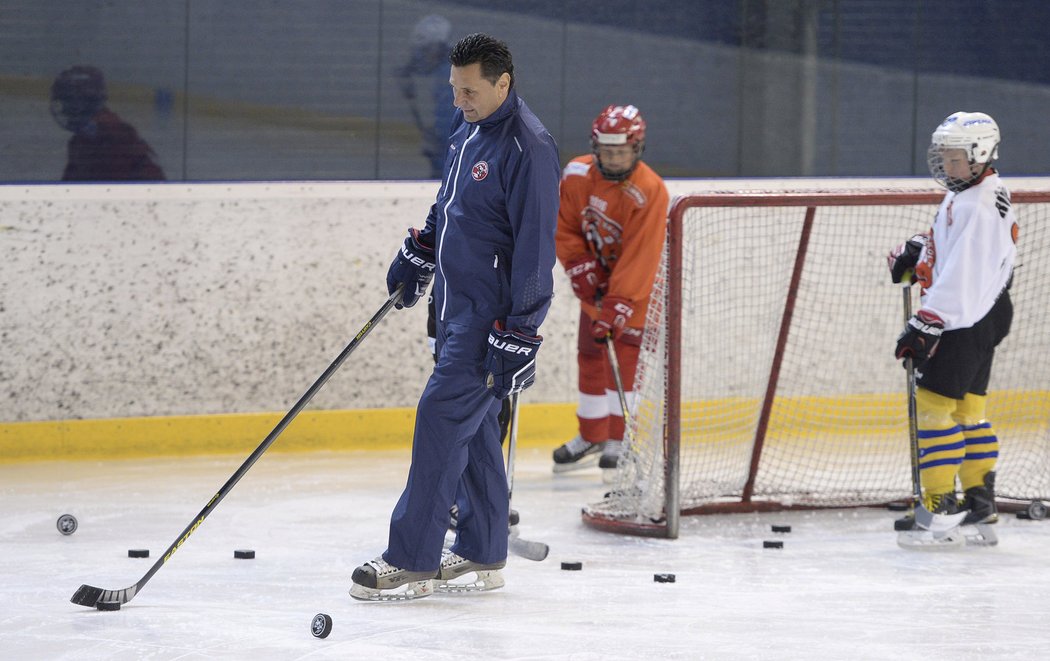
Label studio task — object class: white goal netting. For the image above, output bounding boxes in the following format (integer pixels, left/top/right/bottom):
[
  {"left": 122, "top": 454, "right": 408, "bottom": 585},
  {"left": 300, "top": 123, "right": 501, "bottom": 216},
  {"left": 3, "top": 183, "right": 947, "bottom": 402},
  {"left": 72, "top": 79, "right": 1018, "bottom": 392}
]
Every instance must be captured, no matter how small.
[{"left": 584, "top": 190, "right": 1050, "bottom": 537}]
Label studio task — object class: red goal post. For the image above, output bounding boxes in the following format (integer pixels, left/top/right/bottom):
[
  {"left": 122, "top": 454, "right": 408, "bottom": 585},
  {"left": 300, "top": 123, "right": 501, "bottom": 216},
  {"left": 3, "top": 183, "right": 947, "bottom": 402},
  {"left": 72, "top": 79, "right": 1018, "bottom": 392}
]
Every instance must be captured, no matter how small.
[{"left": 582, "top": 189, "right": 1050, "bottom": 538}]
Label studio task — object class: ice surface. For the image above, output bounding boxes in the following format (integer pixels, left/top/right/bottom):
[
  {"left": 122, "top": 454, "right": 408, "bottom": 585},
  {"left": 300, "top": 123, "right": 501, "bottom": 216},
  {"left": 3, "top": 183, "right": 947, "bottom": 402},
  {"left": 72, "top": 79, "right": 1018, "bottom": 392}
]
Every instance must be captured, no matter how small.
[{"left": 2, "top": 449, "right": 1049, "bottom": 660}]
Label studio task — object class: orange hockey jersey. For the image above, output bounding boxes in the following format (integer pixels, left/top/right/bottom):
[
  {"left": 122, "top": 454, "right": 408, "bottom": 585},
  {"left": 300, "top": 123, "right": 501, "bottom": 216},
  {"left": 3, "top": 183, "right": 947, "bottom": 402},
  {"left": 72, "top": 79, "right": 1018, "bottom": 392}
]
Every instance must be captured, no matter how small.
[{"left": 556, "top": 154, "right": 669, "bottom": 328}]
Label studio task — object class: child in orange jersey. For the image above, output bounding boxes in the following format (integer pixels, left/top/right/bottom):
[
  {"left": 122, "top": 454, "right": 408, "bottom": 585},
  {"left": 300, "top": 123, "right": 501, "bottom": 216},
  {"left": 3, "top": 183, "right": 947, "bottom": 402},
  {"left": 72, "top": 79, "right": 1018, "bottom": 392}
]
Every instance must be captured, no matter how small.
[{"left": 553, "top": 105, "right": 669, "bottom": 473}]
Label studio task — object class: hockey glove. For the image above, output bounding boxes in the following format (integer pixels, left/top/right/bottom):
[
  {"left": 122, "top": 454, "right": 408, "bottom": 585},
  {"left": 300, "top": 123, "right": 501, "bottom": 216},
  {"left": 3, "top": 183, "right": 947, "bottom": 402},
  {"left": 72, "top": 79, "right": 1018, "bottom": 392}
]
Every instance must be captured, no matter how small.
[
  {"left": 895, "top": 309, "right": 943, "bottom": 365},
  {"left": 591, "top": 296, "right": 634, "bottom": 343},
  {"left": 484, "top": 322, "right": 542, "bottom": 400},
  {"left": 386, "top": 229, "right": 435, "bottom": 309},
  {"left": 564, "top": 256, "right": 608, "bottom": 303},
  {"left": 887, "top": 233, "right": 928, "bottom": 284}
]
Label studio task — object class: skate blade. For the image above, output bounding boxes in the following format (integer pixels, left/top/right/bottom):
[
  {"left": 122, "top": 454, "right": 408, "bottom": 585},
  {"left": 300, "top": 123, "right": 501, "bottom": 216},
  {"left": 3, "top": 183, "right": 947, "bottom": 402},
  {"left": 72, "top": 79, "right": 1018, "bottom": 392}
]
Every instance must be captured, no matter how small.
[
  {"left": 965, "top": 523, "right": 998, "bottom": 547},
  {"left": 434, "top": 570, "right": 505, "bottom": 593},
  {"left": 349, "top": 579, "right": 435, "bottom": 602},
  {"left": 552, "top": 455, "right": 600, "bottom": 473},
  {"left": 897, "top": 529, "right": 966, "bottom": 551},
  {"left": 897, "top": 523, "right": 998, "bottom": 551}
]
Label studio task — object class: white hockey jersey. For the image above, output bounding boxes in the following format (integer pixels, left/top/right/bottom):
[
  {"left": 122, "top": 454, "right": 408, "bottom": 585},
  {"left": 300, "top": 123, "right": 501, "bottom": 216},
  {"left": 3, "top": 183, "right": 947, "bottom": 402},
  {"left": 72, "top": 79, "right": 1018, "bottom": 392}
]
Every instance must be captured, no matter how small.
[{"left": 917, "top": 171, "right": 1018, "bottom": 331}]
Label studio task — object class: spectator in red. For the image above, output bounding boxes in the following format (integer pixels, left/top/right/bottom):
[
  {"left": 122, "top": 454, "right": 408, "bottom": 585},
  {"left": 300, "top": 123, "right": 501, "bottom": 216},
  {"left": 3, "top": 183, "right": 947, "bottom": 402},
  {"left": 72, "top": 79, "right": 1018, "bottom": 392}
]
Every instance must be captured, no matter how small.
[{"left": 50, "top": 66, "right": 165, "bottom": 181}]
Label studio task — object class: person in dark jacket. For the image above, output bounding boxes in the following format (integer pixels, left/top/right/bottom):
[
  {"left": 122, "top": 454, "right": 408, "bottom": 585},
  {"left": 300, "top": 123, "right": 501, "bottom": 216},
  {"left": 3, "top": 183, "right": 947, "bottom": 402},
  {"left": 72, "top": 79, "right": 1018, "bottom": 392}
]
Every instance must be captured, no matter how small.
[
  {"left": 351, "top": 33, "right": 560, "bottom": 601},
  {"left": 50, "top": 66, "right": 165, "bottom": 182}
]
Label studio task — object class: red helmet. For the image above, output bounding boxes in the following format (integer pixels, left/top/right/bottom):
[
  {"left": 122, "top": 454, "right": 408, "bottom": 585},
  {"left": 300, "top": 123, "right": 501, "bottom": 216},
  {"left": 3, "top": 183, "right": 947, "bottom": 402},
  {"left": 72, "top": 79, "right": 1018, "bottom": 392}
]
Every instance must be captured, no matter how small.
[{"left": 590, "top": 104, "right": 646, "bottom": 181}]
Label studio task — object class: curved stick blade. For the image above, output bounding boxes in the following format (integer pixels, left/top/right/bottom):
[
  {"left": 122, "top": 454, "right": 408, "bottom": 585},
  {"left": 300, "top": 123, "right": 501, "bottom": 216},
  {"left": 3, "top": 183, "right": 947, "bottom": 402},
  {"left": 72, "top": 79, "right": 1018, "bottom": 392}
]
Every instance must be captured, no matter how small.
[{"left": 71, "top": 584, "right": 138, "bottom": 607}]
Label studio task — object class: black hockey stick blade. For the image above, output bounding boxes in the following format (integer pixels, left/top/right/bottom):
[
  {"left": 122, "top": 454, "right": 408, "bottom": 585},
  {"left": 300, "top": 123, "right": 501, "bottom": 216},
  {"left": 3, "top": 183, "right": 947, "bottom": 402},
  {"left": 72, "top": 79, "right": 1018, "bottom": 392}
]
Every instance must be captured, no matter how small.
[
  {"left": 69, "top": 287, "right": 403, "bottom": 608},
  {"left": 71, "top": 584, "right": 139, "bottom": 608},
  {"left": 509, "top": 527, "right": 549, "bottom": 561}
]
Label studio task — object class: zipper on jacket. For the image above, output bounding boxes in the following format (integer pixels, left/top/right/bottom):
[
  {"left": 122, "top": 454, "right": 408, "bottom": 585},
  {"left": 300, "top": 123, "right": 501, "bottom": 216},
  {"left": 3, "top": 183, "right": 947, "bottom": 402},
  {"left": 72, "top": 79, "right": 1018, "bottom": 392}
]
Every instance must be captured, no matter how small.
[{"left": 438, "top": 124, "right": 480, "bottom": 321}]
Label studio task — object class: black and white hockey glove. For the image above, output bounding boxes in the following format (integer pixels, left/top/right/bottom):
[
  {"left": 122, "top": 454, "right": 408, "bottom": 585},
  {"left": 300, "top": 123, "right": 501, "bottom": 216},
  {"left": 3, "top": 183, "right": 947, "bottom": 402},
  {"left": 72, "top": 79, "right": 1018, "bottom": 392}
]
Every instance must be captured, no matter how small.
[
  {"left": 483, "top": 323, "right": 542, "bottom": 400},
  {"left": 887, "top": 233, "right": 928, "bottom": 284},
  {"left": 386, "top": 229, "right": 435, "bottom": 309},
  {"left": 895, "top": 310, "right": 943, "bottom": 365}
]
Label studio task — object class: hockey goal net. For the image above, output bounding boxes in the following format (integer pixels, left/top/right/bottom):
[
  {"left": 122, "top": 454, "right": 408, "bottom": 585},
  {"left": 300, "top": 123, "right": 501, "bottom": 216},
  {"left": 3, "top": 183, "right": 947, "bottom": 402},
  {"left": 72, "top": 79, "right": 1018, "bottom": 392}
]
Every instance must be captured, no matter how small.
[{"left": 582, "top": 189, "right": 1050, "bottom": 538}]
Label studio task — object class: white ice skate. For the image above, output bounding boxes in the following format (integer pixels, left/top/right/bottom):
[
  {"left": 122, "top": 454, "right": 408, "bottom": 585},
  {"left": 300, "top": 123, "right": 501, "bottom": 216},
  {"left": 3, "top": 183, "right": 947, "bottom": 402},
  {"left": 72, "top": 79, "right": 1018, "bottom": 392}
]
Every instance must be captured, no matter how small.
[
  {"left": 434, "top": 550, "right": 506, "bottom": 593},
  {"left": 349, "top": 557, "right": 437, "bottom": 602}
]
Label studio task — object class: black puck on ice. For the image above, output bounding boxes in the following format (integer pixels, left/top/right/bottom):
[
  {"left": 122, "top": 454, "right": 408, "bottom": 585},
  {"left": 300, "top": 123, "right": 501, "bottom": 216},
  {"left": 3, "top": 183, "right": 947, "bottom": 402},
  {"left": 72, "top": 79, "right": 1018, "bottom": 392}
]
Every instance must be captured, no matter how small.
[
  {"left": 96, "top": 601, "right": 121, "bottom": 611},
  {"left": 763, "top": 540, "right": 784, "bottom": 549},
  {"left": 128, "top": 549, "right": 149, "bottom": 558},
  {"left": 561, "top": 561, "right": 583, "bottom": 571},
  {"left": 887, "top": 501, "right": 911, "bottom": 512},
  {"left": 654, "top": 573, "right": 676, "bottom": 583},
  {"left": 234, "top": 549, "right": 256, "bottom": 559},
  {"left": 311, "top": 613, "right": 333, "bottom": 639},
  {"left": 57, "top": 514, "right": 78, "bottom": 535},
  {"left": 771, "top": 525, "right": 792, "bottom": 533}
]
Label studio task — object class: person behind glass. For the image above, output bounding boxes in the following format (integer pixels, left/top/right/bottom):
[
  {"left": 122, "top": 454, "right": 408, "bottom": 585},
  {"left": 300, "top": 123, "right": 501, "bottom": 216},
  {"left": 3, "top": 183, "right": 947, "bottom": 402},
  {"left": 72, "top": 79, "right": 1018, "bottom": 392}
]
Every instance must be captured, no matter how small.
[
  {"left": 887, "top": 111, "right": 1016, "bottom": 531},
  {"left": 398, "top": 15, "right": 456, "bottom": 178},
  {"left": 552, "top": 105, "right": 669, "bottom": 474},
  {"left": 50, "top": 66, "right": 165, "bottom": 181},
  {"left": 350, "top": 33, "right": 560, "bottom": 601}
]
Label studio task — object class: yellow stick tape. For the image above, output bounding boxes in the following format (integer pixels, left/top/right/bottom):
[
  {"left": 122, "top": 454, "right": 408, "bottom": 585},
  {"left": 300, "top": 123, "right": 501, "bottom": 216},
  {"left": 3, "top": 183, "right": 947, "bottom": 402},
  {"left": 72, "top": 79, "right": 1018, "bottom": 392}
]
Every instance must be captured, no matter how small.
[{"left": 0, "top": 404, "right": 578, "bottom": 464}]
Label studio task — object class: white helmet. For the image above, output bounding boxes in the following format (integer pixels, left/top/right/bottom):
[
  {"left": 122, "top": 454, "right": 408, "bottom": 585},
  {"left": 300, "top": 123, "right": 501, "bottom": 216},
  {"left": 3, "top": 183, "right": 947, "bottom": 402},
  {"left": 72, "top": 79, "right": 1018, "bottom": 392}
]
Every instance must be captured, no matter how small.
[
  {"left": 927, "top": 111, "right": 1000, "bottom": 192},
  {"left": 411, "top": 14, "right": 451, "bottom": 46}
]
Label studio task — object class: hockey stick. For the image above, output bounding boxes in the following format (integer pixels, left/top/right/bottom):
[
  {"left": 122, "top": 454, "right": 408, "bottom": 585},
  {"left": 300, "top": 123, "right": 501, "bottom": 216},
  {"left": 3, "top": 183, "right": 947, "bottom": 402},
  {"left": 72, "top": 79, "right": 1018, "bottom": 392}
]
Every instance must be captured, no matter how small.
[
  {"left": 506, "top": 392, "right": 550, "bottom": 561},
  {"left": 605, "top": 340, "right": 632, "bottom": 442},
  {"left": 585, "top": 226, "right": 634, "bottom": 456},
  {"left": 70, "top": 286, "right": 404, "bottom": 608},
  {"left": 901, "top": 283, "right": 967, "bottom": 533}
]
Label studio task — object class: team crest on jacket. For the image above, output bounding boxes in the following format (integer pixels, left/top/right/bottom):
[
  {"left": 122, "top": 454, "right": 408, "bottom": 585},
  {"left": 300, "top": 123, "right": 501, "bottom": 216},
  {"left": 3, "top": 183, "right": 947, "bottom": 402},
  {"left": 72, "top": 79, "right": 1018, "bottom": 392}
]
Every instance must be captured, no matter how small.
[{"left": 471, "top": 161, "right": 489, "bottom": 181}]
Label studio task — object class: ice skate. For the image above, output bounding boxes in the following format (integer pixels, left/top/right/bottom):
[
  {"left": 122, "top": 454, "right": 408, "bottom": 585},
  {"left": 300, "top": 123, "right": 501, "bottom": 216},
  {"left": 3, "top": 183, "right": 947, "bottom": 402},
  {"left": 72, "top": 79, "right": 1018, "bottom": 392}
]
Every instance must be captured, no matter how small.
[
  {"left": 896, "top": 492, "right": 998, "bottom": 550},
  {"left": 893, "top": 491, "right": 959, "bottom": 531},
  {"left": 552, "top": 435, "right": 603, "bottom": 473},
  {"left": 897, "top": 521, "right": 998, "bottom": 551},
  {"left": 349, "top": 556, "right": 437, "bottom": 602},
  {"left": 961, "top": 471, "right": 999, "bottom": 525},
  {"left": 434, "top": 550, "right": 506, "bottom": 593},
  {"left": 598, "top": 439, "right": 623, "bottom": 470}
]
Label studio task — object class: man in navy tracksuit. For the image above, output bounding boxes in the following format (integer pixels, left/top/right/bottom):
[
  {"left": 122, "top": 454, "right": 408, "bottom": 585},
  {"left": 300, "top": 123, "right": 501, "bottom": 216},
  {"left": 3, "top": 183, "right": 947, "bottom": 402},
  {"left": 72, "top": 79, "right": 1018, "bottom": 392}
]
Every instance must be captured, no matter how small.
[{"left": 350, "top": 33, "right": 560, "bottom": 601}]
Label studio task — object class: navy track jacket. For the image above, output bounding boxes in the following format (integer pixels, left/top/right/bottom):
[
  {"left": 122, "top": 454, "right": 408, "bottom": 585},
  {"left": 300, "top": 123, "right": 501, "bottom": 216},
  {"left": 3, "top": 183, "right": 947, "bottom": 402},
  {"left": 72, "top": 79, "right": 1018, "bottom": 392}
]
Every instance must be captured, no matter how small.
[{"left": 418, "top": 89, "right": 560, "bottom": 338}]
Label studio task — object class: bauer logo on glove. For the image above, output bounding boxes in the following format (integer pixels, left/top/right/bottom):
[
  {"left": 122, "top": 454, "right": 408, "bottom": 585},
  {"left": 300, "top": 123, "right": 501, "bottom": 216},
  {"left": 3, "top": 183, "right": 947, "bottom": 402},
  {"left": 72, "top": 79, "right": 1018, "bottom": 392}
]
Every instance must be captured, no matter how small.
[
  {"left": 895, "top": 309, "right": 943, "bottom": 365},
  {"left": 483, "top": 322, "right": 542, "bottom": 399},
  {"left": 386, "top": 228, "right": 435, "bottom": 309}
]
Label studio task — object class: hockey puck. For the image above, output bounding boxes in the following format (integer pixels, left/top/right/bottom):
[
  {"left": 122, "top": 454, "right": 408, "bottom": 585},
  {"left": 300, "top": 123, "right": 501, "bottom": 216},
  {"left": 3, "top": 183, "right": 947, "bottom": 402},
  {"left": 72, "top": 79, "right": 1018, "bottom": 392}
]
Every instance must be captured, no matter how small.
[
  {"left": 234, "top": 549, "right": 256, "bottom": 559},
  {"left": 127, "top": 549, "right": 149, "bottom": 558},
  {"left": 311, "top": 613, "right": 333, "bottom": 639},
  {"left": 886, "top": 501, "right": 911, "bottom": 512},
  {"left": 763, "top": 540, "right": 784, "bottom": 549},
  {"left": 771, "top": 525, "right": 792, "bottom": 533},
  {"left": 653, "top": 573, "right": 676, "bottom": 583},
  {"left": 561, "top": 561, "right": 583, "bottom": 571},
  {"left": 96, "top": 601, "right": 121, "bottom": 611},
  {"left": 57, "top": 514, "right": 78, "bottom": 535},
  {"left": 1026, "top": 500, "right": 1047, "bottom": 521}
]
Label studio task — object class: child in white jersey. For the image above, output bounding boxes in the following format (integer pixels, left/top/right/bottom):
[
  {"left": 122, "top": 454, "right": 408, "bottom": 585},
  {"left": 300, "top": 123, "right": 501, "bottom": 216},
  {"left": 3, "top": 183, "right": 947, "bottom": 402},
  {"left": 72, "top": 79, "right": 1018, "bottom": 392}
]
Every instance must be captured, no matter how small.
[{"left": 887, "top": 111, "right": 1018, "bottom": 529}]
